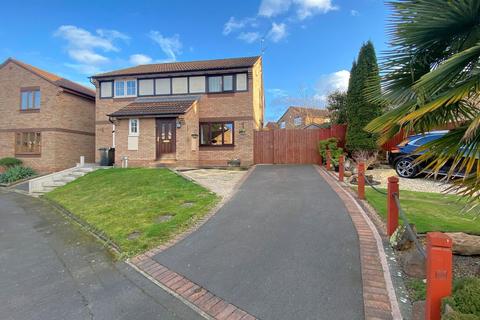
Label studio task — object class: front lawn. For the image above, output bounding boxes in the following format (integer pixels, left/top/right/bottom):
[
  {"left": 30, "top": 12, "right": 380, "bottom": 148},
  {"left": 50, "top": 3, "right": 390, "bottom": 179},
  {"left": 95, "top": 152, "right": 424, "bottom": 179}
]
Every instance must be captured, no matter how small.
[
  {"left": 45, "top": 168, "right": 219, "bottom": 257},
  {"left": 364, "top": 187, "right": 480, "bottom": 235}
]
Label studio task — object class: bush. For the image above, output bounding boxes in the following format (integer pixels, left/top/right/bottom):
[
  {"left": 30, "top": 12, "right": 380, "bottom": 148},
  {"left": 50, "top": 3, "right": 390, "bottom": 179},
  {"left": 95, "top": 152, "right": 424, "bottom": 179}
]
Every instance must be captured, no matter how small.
[
  {"left": 0, "top": 157, "right": 22, "bottom": 169},
  {"left": 443, "top": 278, "right": 480, "bottom": 318},
  {"left": 0, "top": 166, "right": 36, "bottom": 184},
  {"left": 318, "top": 137, "right": 344, "bottom": 166}
]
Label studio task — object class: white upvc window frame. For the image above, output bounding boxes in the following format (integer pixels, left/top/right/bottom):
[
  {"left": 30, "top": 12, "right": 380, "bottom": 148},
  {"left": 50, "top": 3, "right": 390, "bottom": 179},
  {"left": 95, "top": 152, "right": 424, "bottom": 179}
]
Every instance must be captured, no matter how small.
[
  {"left": 114, "top": 79, "right": 137, "bottom": 98},
  {"left": 129, "top": 118, "right": 139, "bottom": 136},
  {"left": 294, "top": 116, "right": 302, "bottom": 127}
]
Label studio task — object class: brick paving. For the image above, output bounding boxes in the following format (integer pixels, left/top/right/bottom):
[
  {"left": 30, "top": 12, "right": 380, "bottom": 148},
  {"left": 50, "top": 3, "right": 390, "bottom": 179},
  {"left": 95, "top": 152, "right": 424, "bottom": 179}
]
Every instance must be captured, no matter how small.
[{"left": 316, "top": 166, "right": 401, "bottom": 320}]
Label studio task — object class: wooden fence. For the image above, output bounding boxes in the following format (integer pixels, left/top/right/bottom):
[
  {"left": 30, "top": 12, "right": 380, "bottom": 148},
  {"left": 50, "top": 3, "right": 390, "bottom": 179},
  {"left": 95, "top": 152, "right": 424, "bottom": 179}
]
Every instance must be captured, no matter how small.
[{"left": 253, "top": 125, "right": 346, "bottom": 164}]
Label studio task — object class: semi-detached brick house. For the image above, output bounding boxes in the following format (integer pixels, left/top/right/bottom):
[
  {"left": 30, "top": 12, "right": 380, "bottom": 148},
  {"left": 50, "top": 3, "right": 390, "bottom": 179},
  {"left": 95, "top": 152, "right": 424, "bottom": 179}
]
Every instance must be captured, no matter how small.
[
  {"left": 91, "top": 56, "right": 264, "bottom": 167},
  {"left": 0, "top": 58, "right": 96, "bottom": 173}
]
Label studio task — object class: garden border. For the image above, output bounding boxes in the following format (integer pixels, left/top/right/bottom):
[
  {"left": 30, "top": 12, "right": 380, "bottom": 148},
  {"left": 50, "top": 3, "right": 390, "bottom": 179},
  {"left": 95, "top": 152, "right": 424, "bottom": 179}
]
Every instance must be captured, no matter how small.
[{"left": 315, "top": 165, "right": 402, "bottom": 320}]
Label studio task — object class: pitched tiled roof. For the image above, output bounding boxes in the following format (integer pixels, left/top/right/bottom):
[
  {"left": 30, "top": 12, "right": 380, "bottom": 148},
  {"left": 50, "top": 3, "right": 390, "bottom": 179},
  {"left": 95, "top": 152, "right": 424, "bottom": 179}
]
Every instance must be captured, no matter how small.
[
  {"left": 93, "top": 56, "right": 260, "bottom": 78},
  {"left": 1, "top": 58, "right": 95, "bottom": 99},
  {"left": 108, "top": 96, "right": 199, "bottom": 117},
  {"left": 290, "top": 106, "right": 330, "bottom": 118}
]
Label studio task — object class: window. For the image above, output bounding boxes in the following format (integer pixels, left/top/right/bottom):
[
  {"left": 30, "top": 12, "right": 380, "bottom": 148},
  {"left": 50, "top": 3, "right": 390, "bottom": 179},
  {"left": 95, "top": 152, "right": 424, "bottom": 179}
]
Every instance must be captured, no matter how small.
[
  {"left": 138, "top": 79, "right": 154, "bottom": 96},
  {"left": 236, "top": 73, "right": 247, "bottom": 91},
  {"left": 172, "top": 77, "right": 188, "bottom": 94},
  {"left": 189, "top": 76, "right": 206, "bottom": 93},
  {"left": 280, "top": 121, "right": 286, "bottom": 129},
  {"left": 20, "top": 89, "right": 41, "bottom": 110},
  {"left": 115, "top": 79, "right": 137, "bottom": 97},
  {"left": 223, "top": 75, "right": 233, "bottom": 91},
  {"left": 129, "top": 119, "right": 139, "bottom": 136},
  {"left": 100, "top": 81, "right": 113, "bottom": 98},
  {"left": 200, "top": 122, "right": 234, "bottom": 146},
  {"left": 208, "top": 76, "right": 222, "bottom": 93},
  {"left": 15, "top": 132, "right": 41, "bottom": 155},
  {"left": 155, "top": 78, "right": 171, "bottom": 95},
  {"left": 294, "top": 116, "right": 302, "bottom": 127}
]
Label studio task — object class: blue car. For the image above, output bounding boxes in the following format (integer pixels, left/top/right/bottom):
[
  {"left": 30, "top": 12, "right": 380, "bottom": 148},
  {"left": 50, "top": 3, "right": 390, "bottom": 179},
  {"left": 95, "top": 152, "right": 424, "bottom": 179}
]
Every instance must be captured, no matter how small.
[{"left": 387, "top": 131, "right": 452, "bottom": 178}]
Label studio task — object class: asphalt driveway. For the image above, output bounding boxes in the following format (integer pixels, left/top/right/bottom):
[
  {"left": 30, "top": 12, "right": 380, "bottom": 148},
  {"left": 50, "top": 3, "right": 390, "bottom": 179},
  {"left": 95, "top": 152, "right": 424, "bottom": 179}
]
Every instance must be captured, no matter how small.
[
  {"left": 0, "top": 190, "right": 203, "bottom": 320},
  {"left": 154, "top": 165, "right": 364, "bottom": 320}
]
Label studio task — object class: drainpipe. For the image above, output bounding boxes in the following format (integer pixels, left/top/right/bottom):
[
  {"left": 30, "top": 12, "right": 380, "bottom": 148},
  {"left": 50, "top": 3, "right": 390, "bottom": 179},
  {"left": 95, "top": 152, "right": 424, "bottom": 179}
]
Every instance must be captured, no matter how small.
[{"left": 109, "top": 116, "right": 116, "bottom": 148}]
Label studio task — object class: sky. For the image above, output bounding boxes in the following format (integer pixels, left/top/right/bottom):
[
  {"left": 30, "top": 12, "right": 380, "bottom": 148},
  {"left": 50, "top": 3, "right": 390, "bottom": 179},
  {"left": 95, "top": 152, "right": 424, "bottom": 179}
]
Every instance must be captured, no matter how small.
[{"left": 0, "top": 0, "right": 389, "bottom": 122}]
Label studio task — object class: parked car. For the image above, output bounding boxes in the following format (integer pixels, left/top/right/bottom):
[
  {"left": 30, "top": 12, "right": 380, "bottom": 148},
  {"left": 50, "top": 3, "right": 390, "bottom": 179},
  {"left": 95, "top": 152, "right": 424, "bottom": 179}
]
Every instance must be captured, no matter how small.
[{"left": 388, "top": 131, "right": 454, "bottom": 178}]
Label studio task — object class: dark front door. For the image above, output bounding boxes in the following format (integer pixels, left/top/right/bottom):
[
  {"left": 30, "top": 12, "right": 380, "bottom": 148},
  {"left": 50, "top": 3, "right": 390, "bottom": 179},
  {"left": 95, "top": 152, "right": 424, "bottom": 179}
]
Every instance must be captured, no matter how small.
[{"left": 156, "top": 118, "right": 176, "bottom": 158}]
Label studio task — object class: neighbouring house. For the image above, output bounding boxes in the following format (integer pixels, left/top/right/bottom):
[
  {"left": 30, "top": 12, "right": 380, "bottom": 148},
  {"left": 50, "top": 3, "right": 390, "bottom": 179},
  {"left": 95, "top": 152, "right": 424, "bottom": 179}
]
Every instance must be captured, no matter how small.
[
  {"left": 277, "top": 106, "right": 330, "bottom": 129},
  {"left": 91, "top": 56, "right": 264, "bottom": 167},
  {"left": 265, "top": 121, "right": 279, "bottom": 130},
  {"left": 0, "top": 58, "right": 96, "bottom": 172}
]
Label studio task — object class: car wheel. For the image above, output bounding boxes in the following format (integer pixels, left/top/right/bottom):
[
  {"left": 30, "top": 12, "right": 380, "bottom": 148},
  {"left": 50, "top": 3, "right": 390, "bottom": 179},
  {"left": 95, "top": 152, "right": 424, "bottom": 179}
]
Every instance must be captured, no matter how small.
[{"left": 395, "top": 157, "right": 418, "bottom": 178}]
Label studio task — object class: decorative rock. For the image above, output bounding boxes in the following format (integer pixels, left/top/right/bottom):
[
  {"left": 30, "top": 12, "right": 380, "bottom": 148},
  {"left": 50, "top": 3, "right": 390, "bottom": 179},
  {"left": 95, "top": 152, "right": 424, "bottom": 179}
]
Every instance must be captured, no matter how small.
[
  {"left": 156, "top": 214, "right": 173, "bottom": 223},
  {"left": 402, "top": 250, "right": 426, "bottom": 278},
  {"left": 127, "top": 231, "right": 141, "bottom": 240},
  {"left": 445, "top": 232, "right": 480, "bottom": 256},
  {"left": 411, "top": 300, "right": 425, "bottom": 320},
  {"left": 344, "top": 171, "right": 353, "bottom": 178},
  {"left": 390, "top": 224, "right": 417, "bottom": 251}
]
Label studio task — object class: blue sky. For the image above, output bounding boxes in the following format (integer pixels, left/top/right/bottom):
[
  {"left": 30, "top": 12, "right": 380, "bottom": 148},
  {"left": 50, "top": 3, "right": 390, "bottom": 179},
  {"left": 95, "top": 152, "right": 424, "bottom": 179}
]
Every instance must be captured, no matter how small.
[{"left": 0, "top": 0, "right": 388, "bottom": 122}]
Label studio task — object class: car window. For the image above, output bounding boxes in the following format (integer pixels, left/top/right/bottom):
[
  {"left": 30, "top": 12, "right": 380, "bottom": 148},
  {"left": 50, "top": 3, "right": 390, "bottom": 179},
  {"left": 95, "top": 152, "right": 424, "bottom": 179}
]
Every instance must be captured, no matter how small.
[{"left": 412, "top": 135, "right": 441, "bottom": 146}]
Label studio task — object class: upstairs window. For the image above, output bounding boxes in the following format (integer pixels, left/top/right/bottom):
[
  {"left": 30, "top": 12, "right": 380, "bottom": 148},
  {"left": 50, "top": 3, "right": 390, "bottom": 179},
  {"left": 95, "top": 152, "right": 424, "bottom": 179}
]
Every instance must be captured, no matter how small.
[
  {"left": 172, "top": 77, "right": 188, "bottom": 94},
  {"left": 20, "top": 88, "right": 41, "bottom": 110},
  {"left": 294, "top": 116, "right": 302, "bottom": 127},
  {"left": 200, "top": 122, "right": 234, "bottom": 146},
  {"left": 208, "top": 76, "right": 222, "bottom": 93},
  {"left": 236, "top": 73, "right": 247, "bottom": 91},
  {"left": 138, "top": 79, "right": 154, "bottom": 96},
  {"left": 100, "top": 81, "right": 113, "bottom": 98},
  {"left": 223, "top": 75, "right": 233, "bottom": 91},
  {"left": 280, "top": 121, "right": 286, "bottom": 129},
  {"left": 115, "top": 79, "right": 137, "bottom": 97}
]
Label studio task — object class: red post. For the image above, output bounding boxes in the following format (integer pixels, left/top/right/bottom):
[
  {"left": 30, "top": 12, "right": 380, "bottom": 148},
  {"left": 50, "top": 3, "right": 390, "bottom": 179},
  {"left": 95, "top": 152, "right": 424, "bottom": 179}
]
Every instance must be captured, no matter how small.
[
  {"left": 387, "top": 176, "right": 399, "bottom": 237},
  {"left": 357, "top": 162, "right": 365, "bottom": 200},
  {"left": 326, "top": 150, "right": 331, "bottom": 171},
  {"left": 338, "top": 155, "right": 344, "bottom": 182},
  {"left": 426, "top": 232, "right": 453, "bottom": 320}
]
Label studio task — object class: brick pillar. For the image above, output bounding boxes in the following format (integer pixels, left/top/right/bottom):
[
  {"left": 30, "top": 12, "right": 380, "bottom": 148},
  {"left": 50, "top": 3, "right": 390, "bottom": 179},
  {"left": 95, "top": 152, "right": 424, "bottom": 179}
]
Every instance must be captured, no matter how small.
[
  {"left": 387, "top": 176, "right": 399, "bottom": 236},
  {"left": 326, "top": 150, "right": 331, "bottom": 171},
  {"left": 338, "top": 155, "right": 344, "bottom": 182},
  {"left": 357, "top": 162, "right": 365, "bottom": 200},
  {"left": 426, "top": 232, "right": 453, "bottom": 320}
]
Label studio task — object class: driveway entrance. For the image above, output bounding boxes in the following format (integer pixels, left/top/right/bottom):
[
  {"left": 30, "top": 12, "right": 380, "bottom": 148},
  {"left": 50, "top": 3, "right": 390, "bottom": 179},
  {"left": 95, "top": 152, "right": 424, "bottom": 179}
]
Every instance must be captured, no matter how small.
[{"left": 153, "top": 165, "right": 364, "bottom": 320}]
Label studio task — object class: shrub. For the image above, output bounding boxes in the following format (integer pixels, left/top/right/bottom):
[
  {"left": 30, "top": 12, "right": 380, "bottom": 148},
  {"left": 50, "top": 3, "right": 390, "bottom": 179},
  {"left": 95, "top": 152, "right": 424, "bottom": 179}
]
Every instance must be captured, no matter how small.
[
  {"left": 318, "top": 137, "right": 344, "bottom": 166},
  {"left": 0, "top": 157, "right": 22, "bottom": 169},
  {"left": 0, "top": 166, "right": 36, "bottom": 184},
  {"left": 443, "top": 278, "right": 480, "bottom": 318}
]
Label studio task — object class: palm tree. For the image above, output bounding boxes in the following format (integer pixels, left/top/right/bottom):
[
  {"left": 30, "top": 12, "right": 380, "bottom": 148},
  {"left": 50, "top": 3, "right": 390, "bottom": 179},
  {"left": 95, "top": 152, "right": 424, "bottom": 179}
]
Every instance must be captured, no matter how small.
[{"left": 365, "top": 0, "right": 480, "bottom": 205}]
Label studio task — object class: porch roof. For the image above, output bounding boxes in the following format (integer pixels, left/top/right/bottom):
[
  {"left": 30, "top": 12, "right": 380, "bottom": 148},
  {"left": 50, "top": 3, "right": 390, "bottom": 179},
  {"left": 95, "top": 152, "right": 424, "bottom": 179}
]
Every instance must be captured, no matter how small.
[{"left": 108, "top": 96, "right": 199, "bottom": 118}]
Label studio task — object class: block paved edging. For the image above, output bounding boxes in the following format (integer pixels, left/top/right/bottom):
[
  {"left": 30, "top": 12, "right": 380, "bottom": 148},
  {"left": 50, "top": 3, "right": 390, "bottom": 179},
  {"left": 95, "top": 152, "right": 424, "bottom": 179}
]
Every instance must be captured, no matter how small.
[
  {"left": 315, "top": 166, "right": 402, "bottom": 320},
  {"left": 128, "top": 166, "right": 258, "bottom": 320}
]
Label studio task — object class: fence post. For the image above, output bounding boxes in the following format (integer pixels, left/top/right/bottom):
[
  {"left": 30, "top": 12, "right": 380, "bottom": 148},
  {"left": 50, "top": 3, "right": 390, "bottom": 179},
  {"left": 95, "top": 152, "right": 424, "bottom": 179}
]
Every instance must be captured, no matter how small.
[
  {"left": 338, "top": 155, "right": 344, "bottom": 182},
  {"left": 326, "top": 150, "right": 331, "bottom": 171},
  {"left": 357, "top": 162, "right": 365, "bottom": 199},
  {"left": 387, "top": 176, "right": 399, "bottom": 237},
  {"left": 426, "top": 232, "right": 453, "bottom": 320}
]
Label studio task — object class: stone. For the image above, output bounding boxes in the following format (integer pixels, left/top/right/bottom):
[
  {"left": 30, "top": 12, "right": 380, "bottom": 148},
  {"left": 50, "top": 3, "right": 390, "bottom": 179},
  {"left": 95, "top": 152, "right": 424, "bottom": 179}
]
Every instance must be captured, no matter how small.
[
  {"left": 402, "top": 250, "right": 426, "bottom": 278},
  {"left": 445, "top": 232, "right": 480, "bottom": 256},
  {"left": 390, "top": 224, "right": 417, "bottom": 251},
  {"left": 344, "top": 171, "right": 353, "bottom": 177},
  {"left": 127, "top": 231, "right": 141, "bottom": 240},
  {"left": 156, "top": 214, "right": 173, "bottom": 223},
  {"left": 411, "top": 300, "right": 425, "bottom": 320},
  {"left": 181, "top": 202, "right": 195, "bottom": 208}
]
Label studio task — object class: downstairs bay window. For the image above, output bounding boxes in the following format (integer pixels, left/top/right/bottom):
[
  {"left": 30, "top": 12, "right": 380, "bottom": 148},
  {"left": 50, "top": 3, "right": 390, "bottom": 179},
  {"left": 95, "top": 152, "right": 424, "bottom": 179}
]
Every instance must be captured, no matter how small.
[{"left": 200, "top": 122, "right": 234, "bottom": 146}]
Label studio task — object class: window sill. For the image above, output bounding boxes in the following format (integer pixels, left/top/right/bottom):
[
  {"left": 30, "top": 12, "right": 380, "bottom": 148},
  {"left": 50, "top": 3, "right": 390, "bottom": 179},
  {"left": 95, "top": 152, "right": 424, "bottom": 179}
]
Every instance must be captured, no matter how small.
[
  {"left": 19, "top": 109, "right": 40, "bottom": 113},
  {"left": 15, "top": 153, "right": 41, "bottom": 158},
  {"left": 199, "top": 145, "right": 235, "bottom": 150}
]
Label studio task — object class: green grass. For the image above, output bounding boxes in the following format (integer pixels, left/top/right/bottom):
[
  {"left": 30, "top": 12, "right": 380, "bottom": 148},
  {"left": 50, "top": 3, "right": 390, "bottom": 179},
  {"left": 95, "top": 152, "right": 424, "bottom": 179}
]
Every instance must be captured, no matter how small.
[
  {"left": 45, "top": 168, "right": 219, "bottom": 258},
  {"left": 364, "top": 187, "right": 480, "bottom": 235},
  {"left": 406, "top": 278, "right": 427, "bottom": 302}
]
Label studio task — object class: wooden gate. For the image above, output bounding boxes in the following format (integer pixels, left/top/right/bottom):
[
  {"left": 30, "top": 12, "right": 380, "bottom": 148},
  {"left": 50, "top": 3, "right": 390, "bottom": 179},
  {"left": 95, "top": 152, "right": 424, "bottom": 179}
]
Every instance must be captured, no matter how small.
[{"left": 253, "top": 125, "right": 347, "bottom": 164}]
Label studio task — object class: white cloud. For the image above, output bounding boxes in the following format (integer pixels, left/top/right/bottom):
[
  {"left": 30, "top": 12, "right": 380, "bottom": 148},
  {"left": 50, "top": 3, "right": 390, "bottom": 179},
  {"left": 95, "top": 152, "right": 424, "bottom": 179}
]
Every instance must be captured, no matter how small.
[
  {"left": 68, "top": 49, "right": 109, "bottom": 64},
  {"left": 223, "top": 17, "right": 257, "bottom": 35},
  {"left": 237, "top": 32, "right": 261, "bottom": 43},
  {"left": 350, "top": 9, "right": 359, "bottom": 16},
  {"left": 96, "top": 29, "right": 130, "bottom": 41},
  {"left": 295, "top": 0, "right": 338, "bottom": 20},
  {"left": 314, "top": 69, "right": 350, "bottom": 102},
  {"left": 259, "top": 0, "right": 292, "bottom": 17},
  {"left": 149, "top": 31, "right": 182, "bottom": 62},
  {"left": 267, "top": 88, "right": 289, "bottom": 98},
  {"left": 258, "top": 0, "right": 337, "bottom": 19},
  {"left": 129, "top": 54, "right": 153, "bottom": 65},
  {"left": 267, "top": 22, "right": 287, "bottom": 42}
]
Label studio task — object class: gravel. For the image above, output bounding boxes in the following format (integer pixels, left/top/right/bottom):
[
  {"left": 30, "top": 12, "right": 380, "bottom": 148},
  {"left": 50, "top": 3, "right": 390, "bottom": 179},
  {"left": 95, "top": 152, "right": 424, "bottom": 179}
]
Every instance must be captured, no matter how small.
[{"left": 179, "top": 168, "right": 247, "bottom": 198}]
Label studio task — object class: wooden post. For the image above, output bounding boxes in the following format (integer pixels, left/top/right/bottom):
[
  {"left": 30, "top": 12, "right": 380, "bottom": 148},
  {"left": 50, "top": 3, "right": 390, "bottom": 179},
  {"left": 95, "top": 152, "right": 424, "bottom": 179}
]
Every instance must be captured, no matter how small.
[
  {"left": 426, "top": 232, "right": 453, "bottom": 320},
  {"left": 326, "top": 150, "right": 331, "bottom": 171},
  {"left": 387, "top": 176, "right": 399, "bottom": 237},
  {"left": 357, "top": 162, "right": 365, "bottom": 199},
  {"left": 338, "top": 155, "right": 344, "bottom": 182}
]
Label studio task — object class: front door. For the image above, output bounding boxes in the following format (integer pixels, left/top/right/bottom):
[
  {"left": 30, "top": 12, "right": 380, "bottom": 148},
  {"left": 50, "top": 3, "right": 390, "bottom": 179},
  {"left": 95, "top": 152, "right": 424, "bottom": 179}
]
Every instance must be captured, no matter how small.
[{"left": 156, "top": 118, "right": 176, "bottom": 158}]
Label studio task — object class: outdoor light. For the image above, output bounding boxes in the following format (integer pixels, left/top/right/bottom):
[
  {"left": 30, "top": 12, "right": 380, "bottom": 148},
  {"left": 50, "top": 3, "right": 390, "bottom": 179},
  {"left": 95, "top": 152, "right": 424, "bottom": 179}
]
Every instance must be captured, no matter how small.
[{"left": 176, "top": 119, "right": 181, "bottom": 128}]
